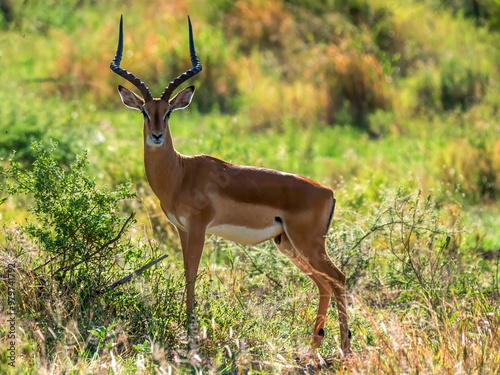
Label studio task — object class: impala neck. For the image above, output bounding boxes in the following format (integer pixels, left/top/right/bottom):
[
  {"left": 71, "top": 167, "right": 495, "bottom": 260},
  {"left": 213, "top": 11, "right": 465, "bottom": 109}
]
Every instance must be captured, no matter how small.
[{"left": 143, "top": 125, "right": 182, "bottom": 199}]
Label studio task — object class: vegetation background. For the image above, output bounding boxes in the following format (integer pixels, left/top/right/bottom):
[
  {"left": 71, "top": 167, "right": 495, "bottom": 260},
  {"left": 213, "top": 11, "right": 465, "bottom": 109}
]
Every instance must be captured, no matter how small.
[{"left": 0, "top": 0, "right": 499, "bottom": 373}]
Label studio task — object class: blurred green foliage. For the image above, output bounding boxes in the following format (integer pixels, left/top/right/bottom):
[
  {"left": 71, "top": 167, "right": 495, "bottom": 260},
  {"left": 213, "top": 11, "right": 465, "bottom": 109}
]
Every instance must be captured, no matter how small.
[{"left": 0, "top": 0, "right": 499, "bottom": 373}]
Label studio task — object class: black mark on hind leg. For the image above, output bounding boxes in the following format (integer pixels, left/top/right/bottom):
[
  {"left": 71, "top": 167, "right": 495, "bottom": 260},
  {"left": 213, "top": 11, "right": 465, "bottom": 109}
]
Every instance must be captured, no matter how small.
[
  {"left": 318, "top": 328, "right": 325, "bottom": 337},
  {"left": 274, "top": 217, "right": 283, "bottom": 244}
]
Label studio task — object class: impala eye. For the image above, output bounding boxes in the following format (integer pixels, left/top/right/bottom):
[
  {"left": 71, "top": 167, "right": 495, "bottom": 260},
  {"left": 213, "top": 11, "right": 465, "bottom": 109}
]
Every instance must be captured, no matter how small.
[{"left": 163, "top": 110, "right": 172, "bottom": 121}]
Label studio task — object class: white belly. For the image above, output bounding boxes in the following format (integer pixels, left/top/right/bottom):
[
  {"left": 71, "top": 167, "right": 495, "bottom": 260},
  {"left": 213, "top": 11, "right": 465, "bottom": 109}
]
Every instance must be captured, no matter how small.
[{"left": 207, "top": 223, "right": 282, "bottom": 245}]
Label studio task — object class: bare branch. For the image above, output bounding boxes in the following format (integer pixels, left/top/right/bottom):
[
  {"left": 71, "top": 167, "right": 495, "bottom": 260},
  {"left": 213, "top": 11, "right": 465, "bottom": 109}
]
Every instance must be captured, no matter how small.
[{"left": 100, "top": 254, "right": 168, "bottom": 293}]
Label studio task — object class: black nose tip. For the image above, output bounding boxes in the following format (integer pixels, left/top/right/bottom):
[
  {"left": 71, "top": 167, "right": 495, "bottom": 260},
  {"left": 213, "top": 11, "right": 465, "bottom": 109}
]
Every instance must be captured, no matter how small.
[{"left": 152, "top": 133, "right": 163, "bottom": 142}]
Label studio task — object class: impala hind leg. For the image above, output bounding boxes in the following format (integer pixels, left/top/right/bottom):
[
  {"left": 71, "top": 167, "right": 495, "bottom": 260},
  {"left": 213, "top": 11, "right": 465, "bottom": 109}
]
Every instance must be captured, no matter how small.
[
  {"left": 307, "top": 251, "right": 351, "bottom": 354},
  {"left": 283, "top": 228, "right": 351, "bottom": 354},
  {"left": 274, "top": 233, "right": 335, "bottom": 349}
]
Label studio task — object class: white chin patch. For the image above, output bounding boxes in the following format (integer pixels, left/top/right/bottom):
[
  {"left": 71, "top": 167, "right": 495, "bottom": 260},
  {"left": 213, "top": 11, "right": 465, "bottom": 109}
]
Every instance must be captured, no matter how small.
[{"left": 146, "top": 138, "right": 164, "bottom": 147}]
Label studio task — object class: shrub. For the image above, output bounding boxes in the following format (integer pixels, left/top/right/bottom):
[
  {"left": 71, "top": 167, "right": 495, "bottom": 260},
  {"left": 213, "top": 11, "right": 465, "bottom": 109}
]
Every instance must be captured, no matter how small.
[
  {"left": 224, "top": 0, "right": 295, "bottom": 56},
  {"left": 331, "top": 188, "right": 464, "bottom": 302},
  {"left": 440, "top": 57, "right": 489, "bottom": 111},
  {"left": 437, "top": 138, "right": 498, "bottom": 201},
  {"left": 316, "top": 45, "right": 390, "bottom": 128},
  {"left": 0, "top": 141, "right": 136, "bottom": 350}
]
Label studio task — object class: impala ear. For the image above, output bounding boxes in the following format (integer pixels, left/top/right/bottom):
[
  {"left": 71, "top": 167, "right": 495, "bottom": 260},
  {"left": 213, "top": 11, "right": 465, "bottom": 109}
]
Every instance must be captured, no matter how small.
[
  {"left": 118, "top": 85, "right": 145, "bottom": 110},
  {"left": 169, "top": 85, "right": 195, "bottom": 112}
]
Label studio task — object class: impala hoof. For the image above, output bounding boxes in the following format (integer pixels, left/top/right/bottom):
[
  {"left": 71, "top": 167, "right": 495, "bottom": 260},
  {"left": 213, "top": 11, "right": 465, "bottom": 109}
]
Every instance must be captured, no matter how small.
[{"left": 311, "top": 328, "right": 325, "bottom": 349}]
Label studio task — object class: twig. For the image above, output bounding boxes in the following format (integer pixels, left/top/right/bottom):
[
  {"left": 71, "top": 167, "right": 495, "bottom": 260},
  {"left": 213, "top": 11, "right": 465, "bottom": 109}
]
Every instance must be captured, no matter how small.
[
  {"left": 32, "top": 252, "right": 63, "bottom": 273},
  {"left": 100, "top": 254, "right": 168, "bottom": 294},
  {"left": 349, "top": 219, "right": 404, "bottom": 252},
  {"left": 239, "top": 244, "right": 282, "bottom": 288}
]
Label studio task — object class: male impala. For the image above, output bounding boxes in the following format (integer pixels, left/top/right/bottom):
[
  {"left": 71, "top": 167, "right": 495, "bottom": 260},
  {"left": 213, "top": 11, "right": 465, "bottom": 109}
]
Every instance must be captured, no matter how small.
[{"left": 110, "top": 16, "right": 351, "bottom": 354}]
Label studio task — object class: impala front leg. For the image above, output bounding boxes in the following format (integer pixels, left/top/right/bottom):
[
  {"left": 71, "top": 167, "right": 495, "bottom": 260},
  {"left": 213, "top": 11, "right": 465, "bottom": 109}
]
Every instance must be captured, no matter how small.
[
  {"left": 176, "top": 227, "right": 189, "bottom": 271},
  {"left": 182, "top": 224, "right": 206, "bottom": 325}
]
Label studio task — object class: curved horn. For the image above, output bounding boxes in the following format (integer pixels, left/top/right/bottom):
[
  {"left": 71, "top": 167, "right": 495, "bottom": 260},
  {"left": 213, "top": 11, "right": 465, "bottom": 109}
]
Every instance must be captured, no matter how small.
[
  {"left": 160, "top": 16, "right": 203, "bottom": 102},
  {"left": 110, "top": 15, "right": 153, "bottom": 102}
]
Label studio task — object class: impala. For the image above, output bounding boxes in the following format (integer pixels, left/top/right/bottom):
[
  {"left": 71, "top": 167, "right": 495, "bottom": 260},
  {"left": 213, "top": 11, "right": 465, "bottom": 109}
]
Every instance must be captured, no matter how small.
[{"left": 110, "top": 16, "right": 351, "bottom": 354}]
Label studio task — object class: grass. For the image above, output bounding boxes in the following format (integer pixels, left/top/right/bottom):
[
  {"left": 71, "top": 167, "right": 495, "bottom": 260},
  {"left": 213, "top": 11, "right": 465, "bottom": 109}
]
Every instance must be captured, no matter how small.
[{"left": 1, "top": 0, "right": 500, "bottom": 373}]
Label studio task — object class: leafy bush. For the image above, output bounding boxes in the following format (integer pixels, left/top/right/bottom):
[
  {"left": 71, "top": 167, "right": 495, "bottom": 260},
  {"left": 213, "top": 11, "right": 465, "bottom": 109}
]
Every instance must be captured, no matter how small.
[
  {"left": 437, "top": 138, "right": 499, "bottom": 201},
  {"left": 440, "top": 57, "right": 489, "bottom": 111},
  {"left": 437, "top": 0, "right": 500, "bottom": 31},
  {"left": 331, "top": 188, "right": 464, "bottom": 302},
  {"left": 225, "top": 0, "right": 295, "bottom": 55},
  {"left": 321, "top": 45, "right": 390, "bottom": 128},
  {"left": 1, "top": 141, "right": 136, "bottom": 348}
]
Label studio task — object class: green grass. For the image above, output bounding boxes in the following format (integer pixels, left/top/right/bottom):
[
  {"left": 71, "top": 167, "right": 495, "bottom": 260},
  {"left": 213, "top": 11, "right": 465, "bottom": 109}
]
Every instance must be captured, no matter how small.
[{"left": 1, "top": 0, "right": 500, "bottom": 373}]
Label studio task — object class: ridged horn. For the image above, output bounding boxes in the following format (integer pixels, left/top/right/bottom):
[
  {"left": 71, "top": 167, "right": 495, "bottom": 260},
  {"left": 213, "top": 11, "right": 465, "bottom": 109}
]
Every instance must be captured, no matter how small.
[
  {"left": 160, "top": 16, "right": 202, "bottom": 102},
  {"left": 110, "top": 15, "right": 153, "bottom": 102}
]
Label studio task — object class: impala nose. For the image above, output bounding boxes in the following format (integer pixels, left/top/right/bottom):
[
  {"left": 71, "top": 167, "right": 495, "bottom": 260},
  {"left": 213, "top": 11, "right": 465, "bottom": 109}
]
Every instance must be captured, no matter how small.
[{"left": 151, "top": 133, "right": 164, "bottom": 144}]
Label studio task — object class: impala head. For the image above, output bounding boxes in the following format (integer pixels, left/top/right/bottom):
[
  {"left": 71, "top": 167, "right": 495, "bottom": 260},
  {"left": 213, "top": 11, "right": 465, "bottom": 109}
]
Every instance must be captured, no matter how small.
[{"left": 110, "top": 15, "right": 202, "bottom": 148}]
